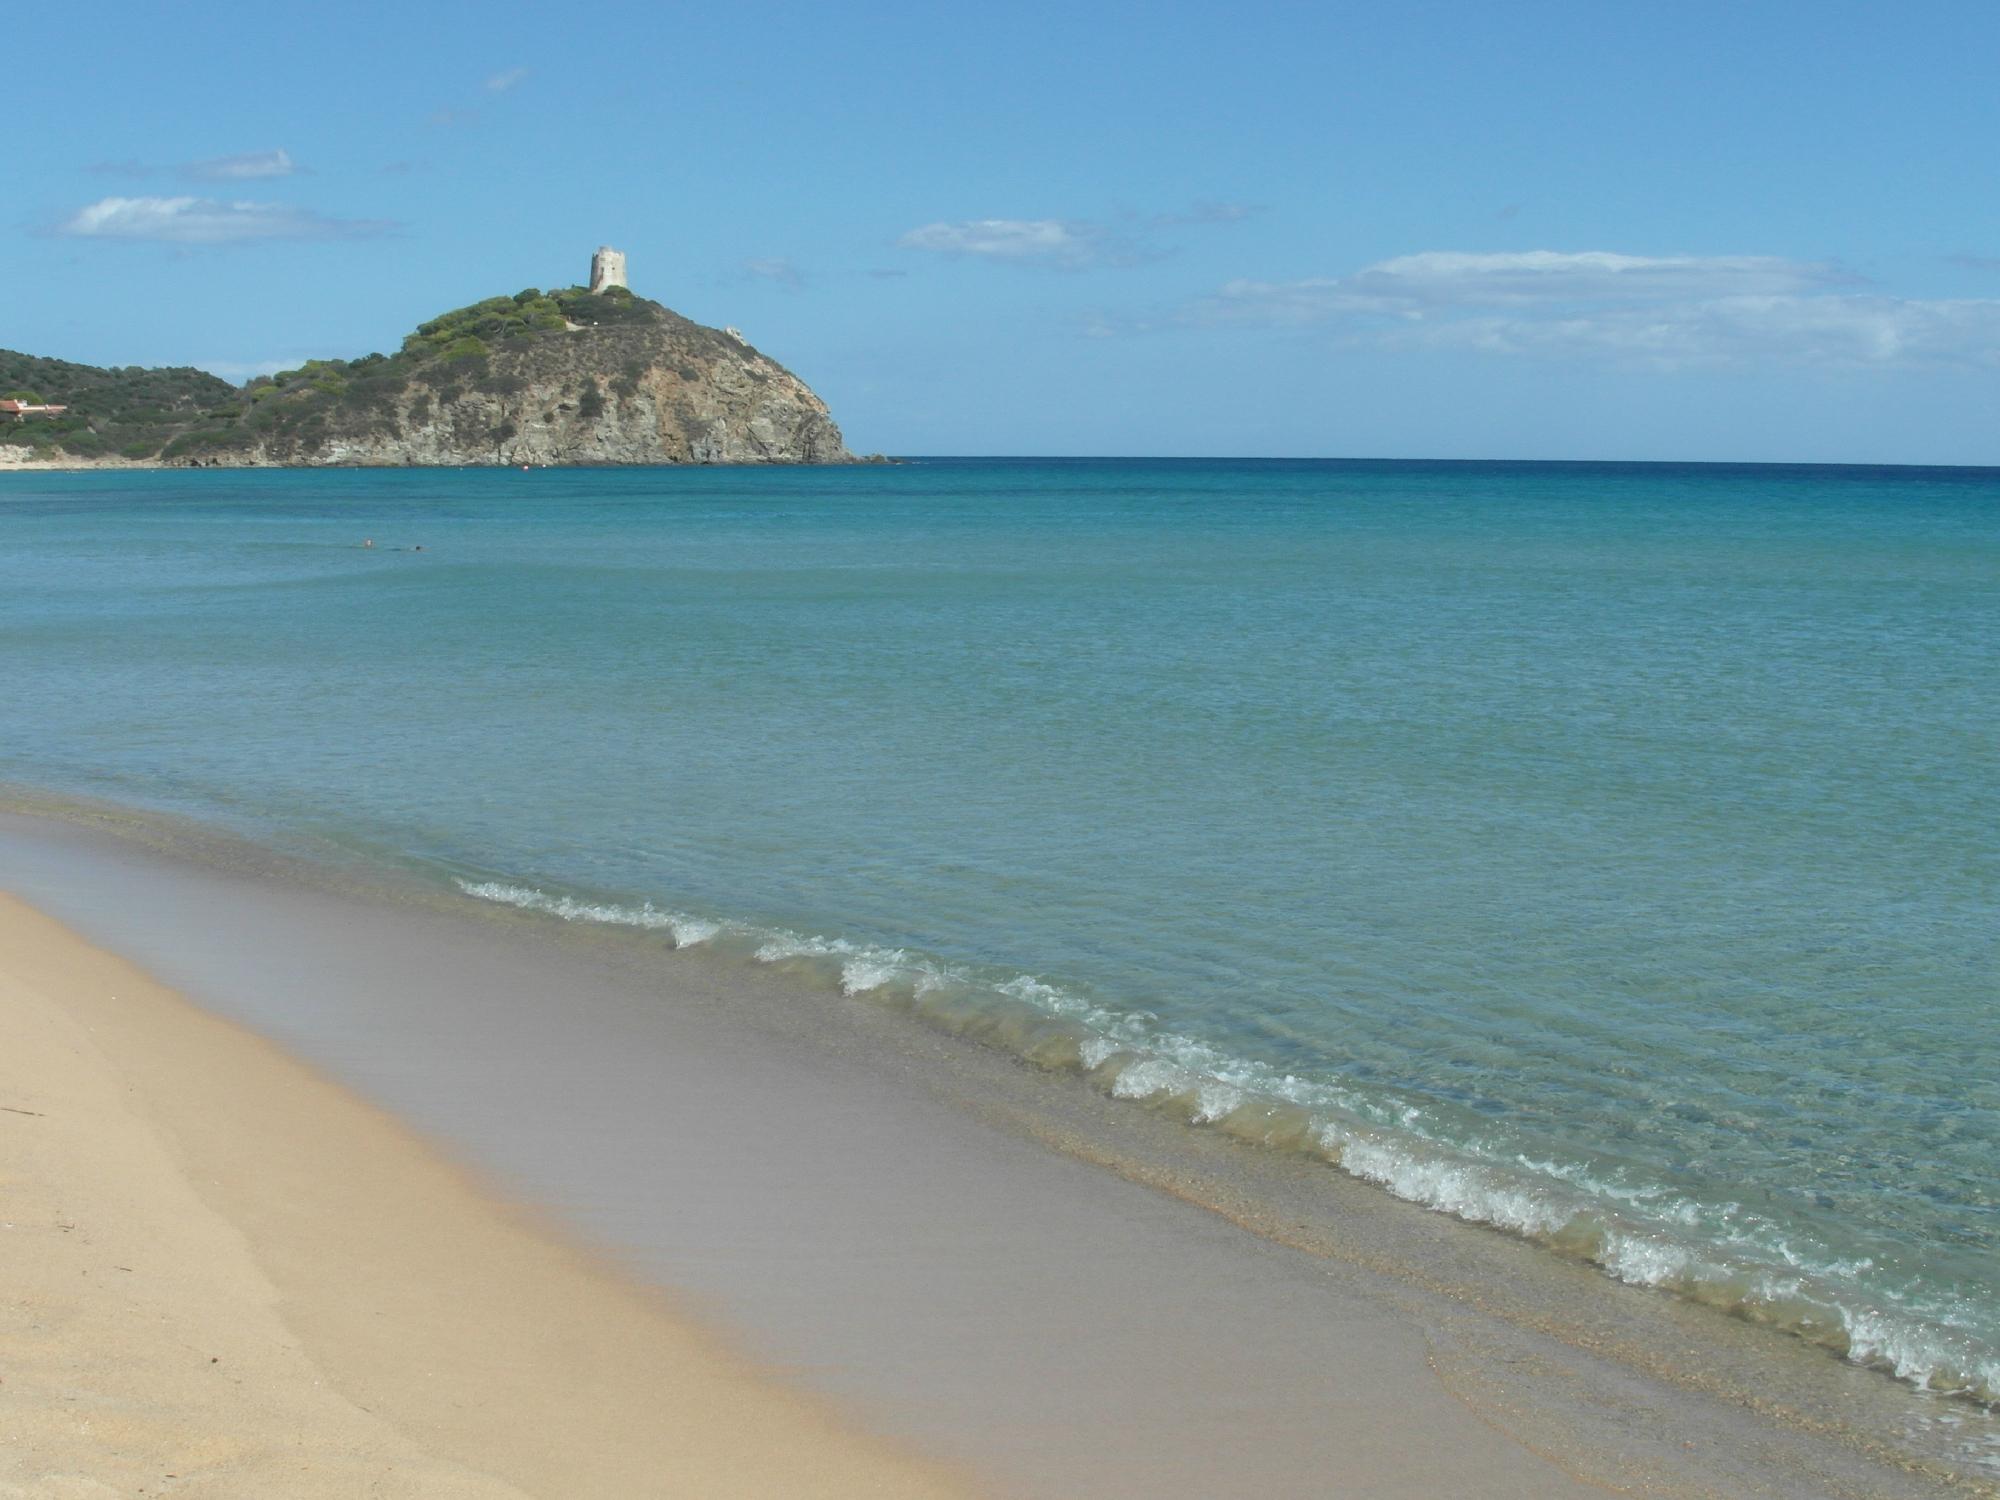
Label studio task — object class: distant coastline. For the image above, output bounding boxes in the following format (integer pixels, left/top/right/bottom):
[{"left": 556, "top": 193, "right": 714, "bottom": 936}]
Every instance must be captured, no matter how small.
[
  {"left": 0, "top": 447, "right": 165, "bottom": 472},
  {"left": 0, "top": 450, "right": 884, "bottom": 473},
  {"left": 1, "top": 253, "right": 854, "bottom": 469}
]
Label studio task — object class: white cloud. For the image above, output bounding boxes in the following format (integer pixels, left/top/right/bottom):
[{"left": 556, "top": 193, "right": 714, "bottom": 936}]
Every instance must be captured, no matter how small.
[
  {"left": 1162, "top": 248, "right": 2000, "bottom": 369},
  {"left": 88, "top": 149, "right": 300, "bottom": 181},
  {"left": 485, "top": 66, "right": 528, "bottom": 93},
  {"left": 58, "top": 196, "right": 393, "bottom": 245},
  {"left": 1374, "top": 294, "right": 2000, "bottom": 367},
  {"left": 898, "top": 202, "right": 1255, "bottom": 270},
  {"left": 901, "top": 218, "right": 1099, "bottom": 264},
  {"left": 1345, "top": 250, "right": 1844, "bottom": 304},
  {"left": 1195, "top": 251, "right": 1845, "bottom": 327},
  {"left": 185, "top": 148, "right": 297, "bottom": 181}
]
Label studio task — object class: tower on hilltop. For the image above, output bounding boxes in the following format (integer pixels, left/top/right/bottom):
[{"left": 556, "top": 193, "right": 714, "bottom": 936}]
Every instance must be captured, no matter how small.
[{"left": 589, "top": 246, "right": 628, "bottom": 294}]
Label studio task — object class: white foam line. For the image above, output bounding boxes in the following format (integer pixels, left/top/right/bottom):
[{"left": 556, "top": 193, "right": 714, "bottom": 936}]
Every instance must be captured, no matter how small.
[
  {"left": 453, "top": 871, "right": 1999, "bottom": 1405},
  {"left": 457, "top": 879, "right": 720, "bottom": 947}
]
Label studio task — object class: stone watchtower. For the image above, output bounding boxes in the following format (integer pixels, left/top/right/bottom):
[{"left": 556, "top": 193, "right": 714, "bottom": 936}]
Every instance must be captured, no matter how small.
[{"left": 589, "top": 246, "right": 628, "bottom": 294}]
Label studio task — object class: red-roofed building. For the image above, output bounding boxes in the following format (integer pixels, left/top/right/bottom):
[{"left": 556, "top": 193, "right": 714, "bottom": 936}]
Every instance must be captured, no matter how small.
[{"left": 0, "top": 399, "right": 69, "bottom": 420}]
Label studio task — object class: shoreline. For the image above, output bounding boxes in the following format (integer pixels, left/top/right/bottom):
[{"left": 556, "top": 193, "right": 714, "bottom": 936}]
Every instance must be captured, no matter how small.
[
  {"left": 0, "top": 448, "right": 168, "bottom": 472},
  {"left": 3, "top": 802, "right": 1993, "bottom": 1497},
  {"left": 0, "top": 888, "right": 977, "bottom": 1498},
  {"left": 0, "top": 451, "right": 880, "bottom": 471}
]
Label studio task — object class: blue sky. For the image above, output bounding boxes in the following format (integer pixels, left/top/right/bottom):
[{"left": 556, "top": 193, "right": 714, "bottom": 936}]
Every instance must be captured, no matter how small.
[{"left": 9, "top": 0, "right": 2000, "bottom": 461}]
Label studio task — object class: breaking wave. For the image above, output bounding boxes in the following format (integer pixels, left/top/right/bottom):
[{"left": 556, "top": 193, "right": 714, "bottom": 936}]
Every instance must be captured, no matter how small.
[
  {"left": 455, "top": 880, "right": 722, "bottom": 948},
  {"left": 454, "top": 874, "right": 1998, "bottom": 1407}
]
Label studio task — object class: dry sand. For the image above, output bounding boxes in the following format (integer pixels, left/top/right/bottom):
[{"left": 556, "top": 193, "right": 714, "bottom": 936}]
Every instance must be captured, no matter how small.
[{"left": 0, "top": 892, "right": 978, "bottom": 1499}]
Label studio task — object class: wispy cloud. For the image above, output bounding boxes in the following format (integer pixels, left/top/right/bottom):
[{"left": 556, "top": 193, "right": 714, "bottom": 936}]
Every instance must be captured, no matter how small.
[
  {"left": 184, "top": 148, "right": 298, "bottom": 181},
  {"left": 900, "top": 201, "right": 1255, "bottom": 270},
  {"left": 86, "top": 149, "right": 302, "bottom": 181},
  {"left": 1367, "top": 294, "right": 2000, "bottom": 366},
  {"left": 1109, "top": 248, "right": 1997, "bottom": 369},
  {"left": 743, "top": 256, "right": 805, "bottom": 289},
  {"left": 901, "top": 218, "right": 1104, "bottom": 265},
  {"left": 1184, "top": 251, "right": 1850, "bottom": 330},
  {"left": 1344, "top": 250, "right": 1846, "bottom": 304},
  {"left": 57, "top": 196, "right": 394, "bottom": 245},
  {"left": 485, "top": 66, "right": 529, "bottom": 93}
]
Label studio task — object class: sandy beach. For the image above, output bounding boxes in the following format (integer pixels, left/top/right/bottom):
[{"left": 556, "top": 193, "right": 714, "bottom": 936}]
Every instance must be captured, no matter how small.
[
  {"left": 3, "top": 809, "right": 1989, "bottom": 1498},
  {"left": 10, "top": 2, "right": 1999, "bottom": 1490},
  {"left": 0, "top": 890, "right": 976, "bottom": 1498}
]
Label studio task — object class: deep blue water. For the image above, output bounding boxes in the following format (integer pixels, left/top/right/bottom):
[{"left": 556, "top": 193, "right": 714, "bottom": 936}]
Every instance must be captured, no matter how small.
[{"left": 2, "top": 458, "right": 1994, "bottom": 1399}]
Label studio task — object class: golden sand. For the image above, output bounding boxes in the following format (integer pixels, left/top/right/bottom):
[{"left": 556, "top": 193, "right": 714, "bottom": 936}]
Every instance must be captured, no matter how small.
[{"left": 0, "top": 892, "right": 978, "bottom": 1499}]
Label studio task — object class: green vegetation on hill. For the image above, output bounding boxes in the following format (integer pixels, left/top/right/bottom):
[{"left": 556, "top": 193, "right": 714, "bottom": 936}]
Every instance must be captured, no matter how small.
[
  {"left": 3, "top": 285, "right": 661, "bottom": 461},
  {"left": 0, "top": 352, "right": 236, "bottom": 460},
  {"left": 403, "top": 284, "right": 651, "bottom": 354}
]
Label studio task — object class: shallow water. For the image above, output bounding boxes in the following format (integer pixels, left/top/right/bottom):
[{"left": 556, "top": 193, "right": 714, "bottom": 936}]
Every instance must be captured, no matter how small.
[{"left": 2, "top": 458, "right": 1994, "bottom": 1403}]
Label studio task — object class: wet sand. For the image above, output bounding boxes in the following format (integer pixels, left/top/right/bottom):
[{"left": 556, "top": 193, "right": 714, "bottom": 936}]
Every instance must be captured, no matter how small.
[
  {"left": 2, "top": 808, "right": 1990, "bottom": 1498},
  {"left": 0, "top": 890, "right": 978, "bottom": 1499}
]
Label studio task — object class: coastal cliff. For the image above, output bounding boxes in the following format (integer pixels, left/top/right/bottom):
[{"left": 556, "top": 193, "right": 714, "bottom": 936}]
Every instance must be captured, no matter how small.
[{"left": 0, "top": 284, "right": 853, "bottom": 468}]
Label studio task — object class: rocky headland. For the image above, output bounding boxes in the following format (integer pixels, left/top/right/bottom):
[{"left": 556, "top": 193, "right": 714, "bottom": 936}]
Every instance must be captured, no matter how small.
[{"left": 0, "top": 277, "right": 854, "bottom": 468}]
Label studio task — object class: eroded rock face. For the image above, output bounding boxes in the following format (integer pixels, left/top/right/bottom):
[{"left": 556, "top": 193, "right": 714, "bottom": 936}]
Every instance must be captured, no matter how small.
[{"left": 245, "top": 304, "right": 850, "bottom": 467}]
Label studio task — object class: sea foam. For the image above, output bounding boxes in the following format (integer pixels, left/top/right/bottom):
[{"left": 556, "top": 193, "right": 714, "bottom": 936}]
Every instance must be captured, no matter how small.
[
  {"left": 454, "top": 870, "right": 2000, "bottom": 1407},
  {"left": 456, "top": 880, "right": 721, "bottom": 948}
]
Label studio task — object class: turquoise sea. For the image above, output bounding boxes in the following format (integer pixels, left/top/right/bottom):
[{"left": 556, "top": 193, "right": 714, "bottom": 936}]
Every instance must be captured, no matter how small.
[{"left": 2, "top": 458, "right": 1995, "bottom": 1404}]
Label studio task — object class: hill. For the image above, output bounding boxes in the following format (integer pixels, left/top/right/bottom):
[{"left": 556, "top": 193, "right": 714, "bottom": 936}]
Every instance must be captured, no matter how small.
[
  {"left": 0, "top": 353, "right": 238, "bottom": 461},
  {"left": 1, "top": 285, "right": 852, "bottom": 467}
]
